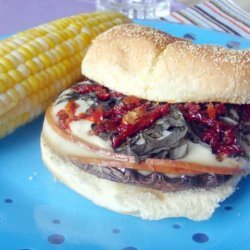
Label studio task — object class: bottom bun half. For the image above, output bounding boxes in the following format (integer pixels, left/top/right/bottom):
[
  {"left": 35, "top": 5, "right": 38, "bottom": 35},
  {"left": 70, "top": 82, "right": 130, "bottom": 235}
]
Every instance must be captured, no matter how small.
[{"left": 41, "top": 135, "right": 241, "bottom": 221}]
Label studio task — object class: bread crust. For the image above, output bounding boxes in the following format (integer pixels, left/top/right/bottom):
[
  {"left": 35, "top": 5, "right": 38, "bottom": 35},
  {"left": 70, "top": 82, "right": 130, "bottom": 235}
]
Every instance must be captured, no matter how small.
[
  {"left": 41, "top": 135, "right": 240, "bottom": 221},
  {"left": 82, "top": 23, "right": 250, "bottom": 104}
]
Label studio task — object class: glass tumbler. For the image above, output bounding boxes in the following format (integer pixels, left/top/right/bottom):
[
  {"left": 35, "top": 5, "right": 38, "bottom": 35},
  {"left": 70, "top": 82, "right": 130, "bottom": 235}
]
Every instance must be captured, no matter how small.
[{"left": 95, "top": 0, "right": 171, "bottom": 19}]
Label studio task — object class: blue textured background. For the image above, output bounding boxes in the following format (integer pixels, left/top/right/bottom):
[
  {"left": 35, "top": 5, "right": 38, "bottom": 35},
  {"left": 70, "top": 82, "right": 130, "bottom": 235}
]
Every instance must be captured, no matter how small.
[{"left": 0, "top": 21, "right": 250, "bottom": 250}]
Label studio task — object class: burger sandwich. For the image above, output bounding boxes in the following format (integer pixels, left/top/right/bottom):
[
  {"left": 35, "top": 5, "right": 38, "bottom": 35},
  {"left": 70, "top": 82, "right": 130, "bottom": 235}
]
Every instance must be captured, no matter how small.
[{"left": 41, "top": 24, "right": 250, "bottom": 221}]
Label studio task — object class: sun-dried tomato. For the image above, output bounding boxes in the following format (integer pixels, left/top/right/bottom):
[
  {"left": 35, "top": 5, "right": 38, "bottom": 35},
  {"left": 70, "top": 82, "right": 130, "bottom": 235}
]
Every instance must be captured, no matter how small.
[
  {"left": 56, "top": 100, "right": 89, "bottom": 130},
  {"left": 179, "top": 102, "right": 242, "bottom": 158},
  {"left": 65, "top": 100, "right": 79, "bottom": 115},
  {"left": 207, "top": 103, "right": 217, "bottom": 119},
  {"left": 111, "top": 104, "right": 170, "bottom": 147},
  {"left": 56, "top": 101, "right": 78, "bottom": 130},
  {"left": 73, "top": 83, "right": 96, "bottom": 94},
  {"left": 88, "top": 106, "right": 104, "bottom": 123},
  {"left": 57, "top": 110, "right": 70, "bottom": 130},
  {"left": 123, "top": 96, "right": 141, "bottom": 106}
]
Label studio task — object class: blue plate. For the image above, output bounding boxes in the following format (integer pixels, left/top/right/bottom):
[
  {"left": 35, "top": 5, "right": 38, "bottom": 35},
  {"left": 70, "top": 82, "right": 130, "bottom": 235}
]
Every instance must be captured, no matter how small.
[{"left": 1, "top": 21, "right": 250, "bottom": 250}]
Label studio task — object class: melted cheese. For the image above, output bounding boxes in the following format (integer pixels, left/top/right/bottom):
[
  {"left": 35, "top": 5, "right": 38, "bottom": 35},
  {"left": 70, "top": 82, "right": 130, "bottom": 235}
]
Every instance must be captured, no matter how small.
[
  {"left": 43, "top": 118, "right": 100, "bottom": 158},
  {"left": 45, "top": 113, "right": 245, "bottom": 168},
  {"left": 179, "top": 141, "right": 243, "bottom": 167},
  {"left": 70, "top": 120, "right": 112, "bottom": 150},
  {"left": 46, "top": 87, "right": 245, "bottom": 168}
]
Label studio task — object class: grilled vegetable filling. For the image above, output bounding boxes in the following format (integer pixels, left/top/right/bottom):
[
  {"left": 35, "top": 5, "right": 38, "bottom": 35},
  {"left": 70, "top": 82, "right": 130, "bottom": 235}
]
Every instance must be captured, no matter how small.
[
  {"left": 56, "top": 80, "right": 250, "bottom": 162},
  {"left": 54, "top": 80, "right": 250, "bottom": 191},
  {"left": 72, "top": 161, "right": 231, "bottom": 191}
]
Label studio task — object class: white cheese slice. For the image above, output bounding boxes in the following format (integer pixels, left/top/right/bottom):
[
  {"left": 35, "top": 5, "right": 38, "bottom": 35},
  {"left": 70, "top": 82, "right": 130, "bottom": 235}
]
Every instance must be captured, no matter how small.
[{"left": 70, "top": 120, "right": 112, "bottom": 150}]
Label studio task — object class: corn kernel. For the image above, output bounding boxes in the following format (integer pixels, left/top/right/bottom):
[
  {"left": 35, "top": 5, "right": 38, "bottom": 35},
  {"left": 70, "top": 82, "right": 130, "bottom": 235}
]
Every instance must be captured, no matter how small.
[
  {"left": 27, "top": 75, "right": 39, "bottom": 92},
  {"left": 25, "top": 60, "right": 40, "bottom": 73},
  {"left": 56, "top": 43, "right": 71, "bottom": 56},
  {"left": 11, "top": 50, "right": 26, "bottom": 63},
  {"left": 0, "top": 73, "right": 14, "bottom": 91},
  {"left": 11, "top": 38, "right": 27, "bottom": 46},
  {"left": 54, "top": 46, "right": 66, "bottom": 61},
  {"left": 17, "top": 64, "right": 31, "bottom": 78},
  {"left": 32, "top": 57, "right": 44, "bottom": 70},
  {"left": 46, "top": 67, "right": 58, "bottom": 82},
  {"left": 0, "top": 43, "right": 14, "bottom": 53},
  {"left": 0, "top": 47, "right": 10, "bottom": 56},
  {"left": 38, "top": 70, "right": 50, "bottom": 88},
  {"left": 29, "top": 40, "right": 45, "bottom": 53},
  {"left": 46, "top": 33, "right": 61, "bottom": 44},
  {"left": 14, "top": 83, "right": 26, "bottom": 99},
  {"left": 43, "top": 36, "right": 56, "bottom": 49},
  {"left": 67, "top": 25, "right": 79, "bottom": 35},
  {"left": 21, "top": 79, "right": 33, "bottom": 95},
  {"left": 36, "top": 37, "right": 50, "bottom": 50},
  {"left": 18, "top": 47, "right": 34, "bottom": 59},
  {"left": 53, "top": 48, "right": 64, "bottom": 62},
  {"left": 0, "top": 57, "right": 15, "bottom": 71},
  {"left": 44, "top": 50, "right": 57, "bottom": 64},
  {"left": 6, "top": 87, "right": 20, "bottom": 101},
  {"left": 22, "top": 43, "right": 40, "bottom": 56},
  {"left": 38, "top": 54, "right": 51, "bottom": 68},
  {"left": 5, "top": 54, "right": 20, "bottom": 67},
  {"left": 8, "top": 69, "right": 23, "bottom": 83}
]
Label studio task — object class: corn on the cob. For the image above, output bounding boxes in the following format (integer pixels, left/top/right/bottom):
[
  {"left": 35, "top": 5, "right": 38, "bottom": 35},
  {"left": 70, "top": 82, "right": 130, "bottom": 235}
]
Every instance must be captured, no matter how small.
[{"left": 0, "top": 12, "right": 130, "bottom": 138}]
